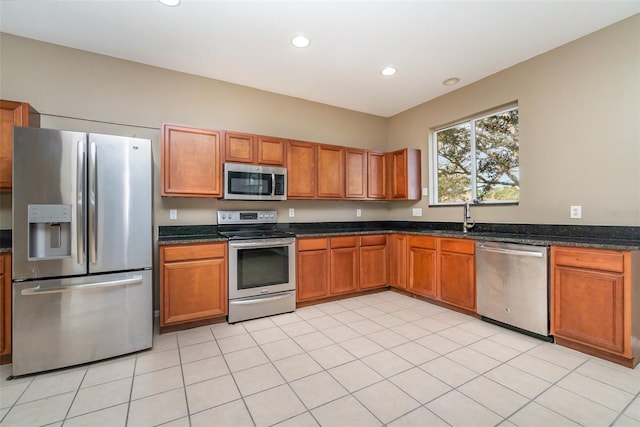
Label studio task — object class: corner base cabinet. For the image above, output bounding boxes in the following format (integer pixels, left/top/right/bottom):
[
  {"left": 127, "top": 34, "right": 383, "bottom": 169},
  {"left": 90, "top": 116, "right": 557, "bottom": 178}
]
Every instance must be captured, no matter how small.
[
  {"left": 551, "top": 246, "right": 639, "bottom": 368},
  {"left": 160, "top": 242, "right": 228, "bottom": 333}
]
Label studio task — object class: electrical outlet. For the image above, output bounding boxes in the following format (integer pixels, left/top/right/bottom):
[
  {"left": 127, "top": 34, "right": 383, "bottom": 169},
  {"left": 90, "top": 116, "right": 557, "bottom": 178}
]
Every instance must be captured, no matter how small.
[
  {"left": 422, "top": 187, "right": 428, "bottom": 197},
  {"left": 412, "top": 208, "right": 423, "bottom": 217},
  {"left": 169, "top": 209, "right": 177, "bottom": 220},
  {"left": 288, "top": 208, "right": 295, "bottom": 218},
  {"left": 570, "top": 205, "right": 582, "bottom": 219},
  {"left": 356, "top": 208, "right": 362, "bottom": 217}
]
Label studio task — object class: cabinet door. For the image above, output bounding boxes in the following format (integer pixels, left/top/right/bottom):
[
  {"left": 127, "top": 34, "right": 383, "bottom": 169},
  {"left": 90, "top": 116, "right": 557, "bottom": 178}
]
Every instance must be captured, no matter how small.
[
  {"left": 367, "top": 151, "right": 386, "bottom": 199},
  {"left": 439, "top": 251, "right": 476, "bottom": 310},
  {"left": 360, "top": 244, "right": 388, "bottom": 289},
  {"left": 0, "top": 254, "right": 10, "bottom": 358},
  {"left": 257, "top": 136, "right": 286, "bottom": 166},
  {"left": 287, "top": 140, "right": 316, "bottom": 198},
  {"left": 0, "top": 100, "right": 40, "bottom": 192},
  {"left": 224, "top": 132, "right": 255, "bottom": 163},
  {"left": 408, "top": 236, "right": 437, "bottom": 298},
  {"left": 161, "top": 257, "right": 228, "bottom": 326},
  {"left": 345, "top": 148, "right": 367, "bottom": 199},
  {"left": 389, "top": 234, "right": 407, "bottom": 289},
  {"left": 161, "top": 124, "right": 222, "bottom": 197},
  {"left": 297, "top": 250, "right": 329, "bottom": 301},
  {"left": 388, "top": 148, "right": 421, "bottom": 200},
  {"left": 330, "top": 247, "right": 359, "bottom": 294},
  {"left": 552, "top": 266, "right": 625, "bottom": 355},
  {"left": 317, "top": 144, "right": 345, "bottom": 199}
]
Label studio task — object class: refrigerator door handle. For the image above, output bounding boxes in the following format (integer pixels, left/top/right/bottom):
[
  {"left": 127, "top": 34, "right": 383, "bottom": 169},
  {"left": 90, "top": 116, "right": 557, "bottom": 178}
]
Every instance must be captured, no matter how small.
[
  {"left": 76, "top": 141, "right": 85, "bottom": 265},
  {"left": 21, "top": 276, "right": 143, "bottom": 296},
  {"left": 89, "top": 142, "right": 97, "bottom": 264}
]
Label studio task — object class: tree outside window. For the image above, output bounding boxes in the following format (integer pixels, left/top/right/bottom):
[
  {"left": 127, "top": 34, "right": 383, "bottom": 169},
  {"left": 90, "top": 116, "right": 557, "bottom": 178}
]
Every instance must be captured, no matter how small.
[{"left": 432, "top": 107, "right": 519, "bottom": 205}]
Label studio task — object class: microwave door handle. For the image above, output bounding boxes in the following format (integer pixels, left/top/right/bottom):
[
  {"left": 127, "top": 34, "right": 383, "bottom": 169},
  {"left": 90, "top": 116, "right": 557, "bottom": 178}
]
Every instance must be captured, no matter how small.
[{"left": 271, "top": 173, "right": 276, "bottom": 196}]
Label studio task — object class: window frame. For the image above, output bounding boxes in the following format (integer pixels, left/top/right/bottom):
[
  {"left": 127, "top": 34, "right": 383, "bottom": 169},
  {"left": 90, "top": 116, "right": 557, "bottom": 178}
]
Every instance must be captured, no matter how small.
[{"left": 429, "top": 103, "right": 520, "bottom": 207}]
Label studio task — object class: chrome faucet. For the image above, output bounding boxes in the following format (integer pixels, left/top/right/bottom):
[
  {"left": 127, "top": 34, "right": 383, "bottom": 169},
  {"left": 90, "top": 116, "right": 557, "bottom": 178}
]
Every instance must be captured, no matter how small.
[{"left": 463, "top": 201, "right": 475, "bottom": 233}]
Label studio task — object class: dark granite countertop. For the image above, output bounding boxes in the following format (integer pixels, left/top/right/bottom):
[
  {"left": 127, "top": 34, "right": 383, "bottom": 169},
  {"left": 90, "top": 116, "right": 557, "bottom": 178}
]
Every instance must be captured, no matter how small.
[
  {"left": 0, "top": 230, "right": 11, "bottom": 253},
  {"left": 158, "top": 222, "right": 640, "bottom": 251}
]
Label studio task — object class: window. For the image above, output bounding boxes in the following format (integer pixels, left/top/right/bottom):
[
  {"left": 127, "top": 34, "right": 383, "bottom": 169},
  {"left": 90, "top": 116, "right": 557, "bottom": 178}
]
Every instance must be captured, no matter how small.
[{"left": 431, "top": 106, "right": 519, "bottom": 205}]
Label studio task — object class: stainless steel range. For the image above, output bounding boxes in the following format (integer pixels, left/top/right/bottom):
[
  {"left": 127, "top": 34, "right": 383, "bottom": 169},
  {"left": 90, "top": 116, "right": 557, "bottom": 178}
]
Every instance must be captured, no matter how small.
[{"left": 218, "top": 210, "right": 296, "bottom": 323}]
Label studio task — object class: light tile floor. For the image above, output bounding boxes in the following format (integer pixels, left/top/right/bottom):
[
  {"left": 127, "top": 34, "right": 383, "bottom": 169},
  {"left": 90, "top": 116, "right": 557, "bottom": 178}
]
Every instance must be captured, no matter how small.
[{"left": 1, "top": 291, "right": 640, "bottom": 426}]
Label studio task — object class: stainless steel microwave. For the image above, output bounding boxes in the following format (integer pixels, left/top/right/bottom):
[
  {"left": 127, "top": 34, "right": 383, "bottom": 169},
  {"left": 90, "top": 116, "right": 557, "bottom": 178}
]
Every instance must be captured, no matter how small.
[{"left": 224, "top": 163, "right": 287, "bottom": 200}]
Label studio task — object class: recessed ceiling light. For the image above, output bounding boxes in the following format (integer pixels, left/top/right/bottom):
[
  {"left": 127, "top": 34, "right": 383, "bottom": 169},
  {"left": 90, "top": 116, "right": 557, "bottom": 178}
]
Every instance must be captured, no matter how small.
[
  {"left": 158, "top": 0, "right": 181, "bottom": 6},
  {"left": 442, "top": 77, "right": 461, "bottom": 86},
  {"left": 291, "top": 35, "right": 310, "bottom": 48},
  {"left": 381, "top": 66, "right": 398, "bottom": 77}
]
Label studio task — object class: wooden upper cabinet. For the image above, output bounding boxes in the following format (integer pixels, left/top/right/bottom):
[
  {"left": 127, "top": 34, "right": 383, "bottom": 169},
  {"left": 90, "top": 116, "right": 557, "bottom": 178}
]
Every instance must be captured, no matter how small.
[
  {"left": 367, "top": 151, "right": 386, "bottom": 199},
  {"left": 345, "top": 148, "right": 367, "bottom": 199},
  {"left": 0, "top": 100, "right": 40, "bottom": 192},
  {"left": 161, "top": 124, "right": 222, "bottom": 197},
  {"left": 388, "top": 148, "right": 421, "bottom": 200},
  {"left": 317, "top": 144, "right": 345, "bottom": 199},
  {"left": 287, "top": 140, "right": 316, "bottom": 198},
  {"left": 224, "top": 131, "right": 255, "bottom": 164},
  {"left": 257, "top": 136, "right": 286, "bottom": 166}
]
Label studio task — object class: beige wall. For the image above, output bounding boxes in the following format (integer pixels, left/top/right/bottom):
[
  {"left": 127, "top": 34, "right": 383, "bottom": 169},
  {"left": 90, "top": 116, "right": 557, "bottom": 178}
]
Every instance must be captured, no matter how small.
[
  {"left": 1, "top": 14, "right": 639, "bottom": 229},
  {"left": 388, "top": 14, "right": 640, "bottom": 226}
]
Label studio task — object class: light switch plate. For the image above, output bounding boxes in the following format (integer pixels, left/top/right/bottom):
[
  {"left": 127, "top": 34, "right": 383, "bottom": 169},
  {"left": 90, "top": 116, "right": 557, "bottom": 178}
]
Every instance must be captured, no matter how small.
[
  {"left": 169, "top": 209, "right": 177, "bottom": 220},
  {"left": 570, "top": 205, "right": 582, "bottom": 219},
  {"left": 412, "top": 208, "right": 422, "bottom": 217}
]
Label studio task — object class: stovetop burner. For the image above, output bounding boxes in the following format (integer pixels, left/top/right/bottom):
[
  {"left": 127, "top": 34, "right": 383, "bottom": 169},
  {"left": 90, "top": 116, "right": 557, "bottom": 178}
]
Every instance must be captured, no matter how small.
[{"left": 217, "top": 210, "right": 294, "bottom": 240}]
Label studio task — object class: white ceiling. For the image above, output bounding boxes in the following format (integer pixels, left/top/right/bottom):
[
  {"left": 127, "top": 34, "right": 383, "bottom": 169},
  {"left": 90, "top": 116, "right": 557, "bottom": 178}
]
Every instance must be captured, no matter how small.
[{"left": 1, "top": 0, "right": 639, "bottom": 117}]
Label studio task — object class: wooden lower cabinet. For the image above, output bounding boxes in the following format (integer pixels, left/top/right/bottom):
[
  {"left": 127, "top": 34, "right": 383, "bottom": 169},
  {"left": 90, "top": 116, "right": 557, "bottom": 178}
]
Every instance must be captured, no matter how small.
[
  {"left": 0, "top": 253, "right": 11, "bottom": 363},
  {"left": 389, "top": 234, "right": 407, "bottom": 289},
  {"left": 438, "top": 238, "right": 476, "bottom": 311},
  {"left": 297, "top": 238, "right": 330, "bottom": 301},
  {"left": 360, "top": 235, "right": 388, "bottom": 289},
  {"left": 551, "top": 246, "right": 639, "bottom": 367},
  {"left": 330, "top": 236, "right": 359, "bottom": 295},
  {"left": 160, "top": 242, "right": 228, "bottom": 332},
  {"left": 297, "top": 234, "right": 388, "bottom": 302},
  {"left": 408, "top": 235, "right": 437, "bottom": 298}
]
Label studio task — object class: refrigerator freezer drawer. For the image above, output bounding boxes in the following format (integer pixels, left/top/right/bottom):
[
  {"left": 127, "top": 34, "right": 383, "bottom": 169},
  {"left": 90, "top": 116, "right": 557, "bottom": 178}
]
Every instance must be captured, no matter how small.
[{"left": 12, "top": 270, "right": 152, "bottom": 376}]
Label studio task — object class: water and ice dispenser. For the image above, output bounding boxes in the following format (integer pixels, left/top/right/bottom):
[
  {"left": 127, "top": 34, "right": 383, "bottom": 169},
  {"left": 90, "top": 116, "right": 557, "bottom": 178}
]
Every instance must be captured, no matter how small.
[{"left": 28, "top": 204, "right": 72, "bottom": 260}]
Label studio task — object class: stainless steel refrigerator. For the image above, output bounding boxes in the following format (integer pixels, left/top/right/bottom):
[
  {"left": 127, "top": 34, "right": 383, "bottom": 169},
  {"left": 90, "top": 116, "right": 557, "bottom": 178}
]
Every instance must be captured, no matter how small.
[{"left": 12, "top": 127, "right": 153, "bottom": 376}]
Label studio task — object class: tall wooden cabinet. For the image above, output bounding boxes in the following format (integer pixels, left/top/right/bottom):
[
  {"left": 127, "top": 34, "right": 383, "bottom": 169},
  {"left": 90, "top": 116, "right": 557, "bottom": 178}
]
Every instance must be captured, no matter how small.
[
  {"left": 160, "top": 242, "right": 228, "bottom": 332},
  {"left": 0, "top": 100, "right": 40, "bottom": 192},
  {"left": 161, "top": 124, "right": 222, "bottom": 197},
  {"left": 0, "top": 253, "right": 11, "bottom": 364},
  {"left": 551, "top": 246, "right": 639, "bottom": 367}
]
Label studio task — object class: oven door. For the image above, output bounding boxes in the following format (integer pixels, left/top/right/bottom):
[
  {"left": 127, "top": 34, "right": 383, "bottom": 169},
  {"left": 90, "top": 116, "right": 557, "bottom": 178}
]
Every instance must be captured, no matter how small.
[{"left": 228, "top": 238, "right": 296, "bottom": 300}]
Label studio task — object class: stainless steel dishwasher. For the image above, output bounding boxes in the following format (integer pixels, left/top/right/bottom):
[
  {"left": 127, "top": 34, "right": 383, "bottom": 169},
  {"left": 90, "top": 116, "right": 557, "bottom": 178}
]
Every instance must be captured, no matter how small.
[{"left": 476, "top": 241, "right": 551, "bottom": 340}]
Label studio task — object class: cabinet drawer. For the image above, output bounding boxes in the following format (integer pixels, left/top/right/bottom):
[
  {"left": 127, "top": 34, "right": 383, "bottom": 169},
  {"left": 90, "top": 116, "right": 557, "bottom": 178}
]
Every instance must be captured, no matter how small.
[
  {"left": 297, "top": 238, "right": 328, "bottom": 251},
  {"left": 331, "top": 236, "right": 358, "bottom": 248},
  {"left": 552, "top": 246, "right": 625, "bottom": 273},
  {"left": 408, "top": 235, "right": 436, "bottom": 249},
  {"left": 360, "top": 235, "right": 387, "bottom": 247},
  {"left": 162, "top": 243, "right": 226, "bottom": 262},
  {"left": 439, "top": 238, "right": 474, "bottom": 254}
]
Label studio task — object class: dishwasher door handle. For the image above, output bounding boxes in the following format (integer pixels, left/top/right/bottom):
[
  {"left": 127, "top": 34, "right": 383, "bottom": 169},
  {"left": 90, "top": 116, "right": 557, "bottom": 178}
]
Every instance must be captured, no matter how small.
[{"left": 477, "top": 245, "right": 545, "bottom": 257}]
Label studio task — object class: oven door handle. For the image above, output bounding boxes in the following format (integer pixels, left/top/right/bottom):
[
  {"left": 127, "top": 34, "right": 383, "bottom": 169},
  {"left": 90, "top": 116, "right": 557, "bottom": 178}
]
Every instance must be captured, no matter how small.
[
  {"left": 232, "top": 292, "right": 294, "bottom": 305},
  {"left": 229, "top": 238, "right": 295, "bottom": 249}
]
